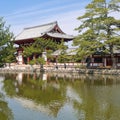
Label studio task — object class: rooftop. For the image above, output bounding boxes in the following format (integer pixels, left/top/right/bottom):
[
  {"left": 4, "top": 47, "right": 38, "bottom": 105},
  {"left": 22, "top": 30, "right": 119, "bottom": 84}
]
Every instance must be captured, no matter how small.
[
  {"left": 52, "top": 48, "right": 77, "bottom": 56},
  {"left": 15, "top": 21, "right": 74, "bottom": 41}
]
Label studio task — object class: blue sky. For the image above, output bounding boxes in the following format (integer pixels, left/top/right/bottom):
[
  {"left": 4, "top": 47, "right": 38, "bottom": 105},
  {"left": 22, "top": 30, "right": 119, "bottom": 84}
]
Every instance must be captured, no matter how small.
[{"left": 0, "top": 0, "right": 90, "bottom": 36}]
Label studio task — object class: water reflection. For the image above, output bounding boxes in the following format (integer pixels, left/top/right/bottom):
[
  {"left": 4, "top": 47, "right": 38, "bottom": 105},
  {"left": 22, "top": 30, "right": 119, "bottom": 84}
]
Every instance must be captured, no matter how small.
[
  {"left": 1, "top": 72, "right": 120, "bottom": 120},
  {"left": 0, "top": 77, "right": 13, "bottom": 120}
]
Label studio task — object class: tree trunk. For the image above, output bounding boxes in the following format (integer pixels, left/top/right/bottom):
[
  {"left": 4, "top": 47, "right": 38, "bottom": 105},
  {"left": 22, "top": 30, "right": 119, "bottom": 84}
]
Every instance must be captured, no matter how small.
[
  {"left": 110, "top": 45, "right": 117, "bottom": 69},
  {"left": 111, "top": 53, "right": 117, "bottom": 69}
]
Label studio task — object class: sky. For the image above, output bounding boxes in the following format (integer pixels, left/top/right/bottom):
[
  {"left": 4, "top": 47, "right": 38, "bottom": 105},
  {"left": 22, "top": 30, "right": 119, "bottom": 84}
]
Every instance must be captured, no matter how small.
[{"left": 0, "top": 0, "right": 90, "bottom": 36}]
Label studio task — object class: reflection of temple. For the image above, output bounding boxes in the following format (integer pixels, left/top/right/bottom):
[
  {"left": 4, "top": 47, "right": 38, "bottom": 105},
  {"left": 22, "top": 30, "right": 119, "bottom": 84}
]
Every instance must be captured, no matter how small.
[
  {"left": 14, "top": 73, "right": 66, "bottom": 117},
  {"left": 16, "top": 72, "right": 23, "bottom": 85},
  {"left": 15, "top": 21, "right": 73, "bottom": 64},
  {"left": 2, "top": 73, "right": 120, "bottom": 119}
]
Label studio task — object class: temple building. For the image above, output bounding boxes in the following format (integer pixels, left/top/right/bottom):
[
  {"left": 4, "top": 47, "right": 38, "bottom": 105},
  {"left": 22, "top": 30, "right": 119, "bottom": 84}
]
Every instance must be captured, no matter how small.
[
  {"left": 15, "top": 21, "right": 74, "bottom": 64},
  {"left": 52, "top": 48, "right": 120, "bottom": 69}
]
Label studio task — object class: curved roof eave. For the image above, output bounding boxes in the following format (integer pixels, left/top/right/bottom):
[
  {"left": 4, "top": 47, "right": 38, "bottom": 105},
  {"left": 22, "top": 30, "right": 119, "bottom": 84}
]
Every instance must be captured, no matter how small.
[{"left": 46, "top": 32, "right": 74, "bottom": 40}]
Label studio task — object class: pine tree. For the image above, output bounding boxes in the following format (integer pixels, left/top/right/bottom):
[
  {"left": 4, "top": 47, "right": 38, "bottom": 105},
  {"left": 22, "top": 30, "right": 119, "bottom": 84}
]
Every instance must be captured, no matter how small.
[
  {"left": 73, "top": 0, "right": 120, "bottom": 68},
  {"left": 22, "top": 38, "right": 57, "bottom": 64},
  {"left": 57, "top": 40, "right": 68, "bottom": 63},
  {"left": 0, "top": 17, "right": 16, "bottom": 67}
]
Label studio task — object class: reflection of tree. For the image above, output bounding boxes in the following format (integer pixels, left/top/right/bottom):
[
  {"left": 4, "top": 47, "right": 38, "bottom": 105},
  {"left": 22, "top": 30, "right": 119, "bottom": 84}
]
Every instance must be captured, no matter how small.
[
  {"left": 3, "top": 79, "right": 17, "bottom": 97},
  {"left": 3, "top": 73, "right": 66, "bottom": 117},
  {"left": 0, "top": 93, "right": 13, "bottom": 120},
  {"left": 69, "top": 77, "right": 120, "bottom": 120},
  {"left": 3, "top": 73, "right": 120, "bottom": 120},
  {"left": 17, "top": 78, "right": 66, "bottom": 117},
  {"left": 47, "top": 73, "right": 120, "bottom": 120}
]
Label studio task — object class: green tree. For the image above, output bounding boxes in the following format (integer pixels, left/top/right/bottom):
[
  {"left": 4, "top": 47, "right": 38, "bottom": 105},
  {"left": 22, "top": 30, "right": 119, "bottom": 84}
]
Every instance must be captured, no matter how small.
[
  {"left": 34, "top": 38, "right": 57, "bottom": 62},
  {"left": 2, "top": 41, "right": 16, "bottom": 67},
  {"left": 23, "top": 38, "right": 58, "bottom": 71},
  {"left": 23, "top": 38, "right": 57, "bottom": 63},
  {"left": 22, "top": 44, "right": 38, "bottom": 58},
  {"left": 57, "top": 40, "right": 68, "bottom": 63},
  {"left": 73, "top": 0, "right": 120, "bottom": 68},
  {"left": 0, "top": 17, "right": 16, "bottom": 67}
]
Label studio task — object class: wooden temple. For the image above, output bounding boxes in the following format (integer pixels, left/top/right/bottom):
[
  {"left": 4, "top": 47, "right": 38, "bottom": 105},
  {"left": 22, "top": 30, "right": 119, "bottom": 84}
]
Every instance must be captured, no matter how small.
[
  {"left": 15, "top": 21, "right": 74, "bottom": 64},
  {"left": 88, "top": 53, "right": 120, "bottom": 69}
]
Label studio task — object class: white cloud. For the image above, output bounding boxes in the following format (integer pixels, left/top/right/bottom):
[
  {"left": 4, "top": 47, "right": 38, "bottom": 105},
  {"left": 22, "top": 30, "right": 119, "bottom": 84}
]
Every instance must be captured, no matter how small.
[
  {"left": 5, "top": 1, "right": 87, "bottom": 36},
  {"left": 3, "top": 0, "right": 58, "bottom": 17},
  {"left": 5, "top": 3, "right": 83, "bottom": 20},
  {"left": 10, "top": 9, "right": 84, "bottom": 36}
]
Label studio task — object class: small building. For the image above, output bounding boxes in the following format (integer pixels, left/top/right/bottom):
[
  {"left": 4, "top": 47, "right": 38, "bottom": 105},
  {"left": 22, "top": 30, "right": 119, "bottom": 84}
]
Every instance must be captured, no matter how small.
[
  {"left": 90, "top": 52, "right": 120, "bottom": 69},
  {"left": 15, "top": 21, "right": 74, "bottom": 64},
  {"left": 52, "top": 48, "right": 120, "bottom": 69}
]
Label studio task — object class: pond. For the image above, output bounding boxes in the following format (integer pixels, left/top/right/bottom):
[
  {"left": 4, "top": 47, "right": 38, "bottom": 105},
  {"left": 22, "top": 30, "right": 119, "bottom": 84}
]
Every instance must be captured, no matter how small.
[{"left": 0, "top": 72, "right": 120, "bottom": 120}]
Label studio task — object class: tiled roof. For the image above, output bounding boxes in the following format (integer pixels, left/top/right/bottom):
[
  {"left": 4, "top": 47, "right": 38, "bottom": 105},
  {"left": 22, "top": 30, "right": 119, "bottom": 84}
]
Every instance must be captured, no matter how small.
[
  {"left": 52, "top": 48, "right": 77, "bottom": 56},
  {"left": 47, "top": 32, "right": 74, "bottom": 39},
  {"left": 15, "top": 21, "right": 57, "bottom": 40},
  {"left": 15, "top": 21, "right": 74, "bottom": 41}
]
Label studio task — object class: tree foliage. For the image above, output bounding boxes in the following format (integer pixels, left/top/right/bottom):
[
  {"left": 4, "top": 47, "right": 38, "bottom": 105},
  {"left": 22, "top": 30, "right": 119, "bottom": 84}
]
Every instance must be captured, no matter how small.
[
  {"left": 73, "top": 0, "right": 120, "bottom": 68},
  {"left": 22, "top": 38, "right": 58, "bottom": 64},
  {"left": 57, "top": 40, "right": 68, "bottom": 63},
  {"left": 0, "top": 17, "right": 16, "bottom": 67}
]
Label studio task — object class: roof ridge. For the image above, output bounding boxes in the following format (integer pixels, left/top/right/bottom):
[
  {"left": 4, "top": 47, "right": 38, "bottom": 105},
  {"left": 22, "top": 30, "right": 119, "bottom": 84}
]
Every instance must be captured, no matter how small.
[{"left": 24, "top": 21, "right": 57, "bottom": 30}]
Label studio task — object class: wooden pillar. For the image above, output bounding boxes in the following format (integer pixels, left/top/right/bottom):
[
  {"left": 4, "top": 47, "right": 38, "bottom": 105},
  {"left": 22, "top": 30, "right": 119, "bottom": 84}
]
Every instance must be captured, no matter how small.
[
  {"left": 104, "top": 57, "right": 106, "bottom": 67},
  {"left": 91, "top": 55, "right": 94, "bottom": 67},
  {"left": 33, "top": 54, "right": 36, "bottom": 60},
  {"left": 17, "top": 50, "right": 23, "bottom": 64},
  {"left": 27, "top": 57, "right": 30, "bottom": 64}
]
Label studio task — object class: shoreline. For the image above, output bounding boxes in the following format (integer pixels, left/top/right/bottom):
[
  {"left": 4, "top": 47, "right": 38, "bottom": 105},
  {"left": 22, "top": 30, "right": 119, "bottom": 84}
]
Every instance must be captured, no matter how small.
[{"left": 0, "top": 66, "right": 120, "bottom": 75}]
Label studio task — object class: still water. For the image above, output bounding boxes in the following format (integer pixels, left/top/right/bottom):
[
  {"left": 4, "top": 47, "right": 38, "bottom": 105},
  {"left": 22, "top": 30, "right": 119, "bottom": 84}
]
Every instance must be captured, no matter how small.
[{"left": 0, "top": 72, "right": 120, "bottom": 120}]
